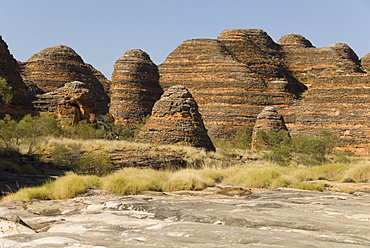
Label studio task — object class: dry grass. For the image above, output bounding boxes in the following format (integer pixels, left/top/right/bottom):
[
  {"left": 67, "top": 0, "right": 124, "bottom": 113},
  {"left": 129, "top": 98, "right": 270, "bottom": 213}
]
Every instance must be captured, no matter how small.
[
  {"left": 2, "top": 172, "right": 100, "bottom": 201},
  {"left": 101, "top": 168, "right": 167, "bottom": 195},
  {"left": 3, "top": 137, "right": 370, "bottom": 202}
]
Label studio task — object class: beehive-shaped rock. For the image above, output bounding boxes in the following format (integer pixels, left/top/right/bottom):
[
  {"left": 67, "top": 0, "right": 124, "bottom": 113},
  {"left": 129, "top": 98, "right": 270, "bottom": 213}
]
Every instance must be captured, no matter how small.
[
  {"left": 109, "top": 49, "right": 163, "bottom": 126},
  {"left": 0, "top": 36, "right": 36, "bottom": 116},
  {"left": 361, "top": 53, "right": 370, "bottom": 72},
  {"left": 136, "top": 85, "right": 215, "bottom": 151},
  {"left": 33, "top": 81, "right": 94, "bottom": 124},
  {"left": 278, "top": 34, "right": 362, "bottom": 77},
  {"left": 278, "top": 34, "right": 314, "bottom": 48},
  {"left": 217, "top": 29, "right": 284, "bottom": 79},
  {"left": 21, "top": 45, "right": 109, "bottom": 116},
  {"left": 251, "top": 106, "right": 288, "bottom": 149},
  {"left": 159, "top": 30, "right": 299, "bottom": 138}
]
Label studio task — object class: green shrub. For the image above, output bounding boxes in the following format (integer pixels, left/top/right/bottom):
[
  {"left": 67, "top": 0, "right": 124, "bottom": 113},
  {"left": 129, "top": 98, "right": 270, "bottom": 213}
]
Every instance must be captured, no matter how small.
[
  {"left": 50, "top": 144, "right": 75, "bottom": 168},
  {"left": 255, "top": 130, "right": 290, "bottom": 150},
  {"left": 76, "top": 151, "right": 114, "bottom": 176},
  {"left": 230, "top": 126, "right": 252, "bottom": 149},
  {"left": 0, "top": 77, "right": 12, "bottom": 104},
  {"left": 292, "top": 134, "right": 326, "bottom": 165},
  {"left": 0, "top": 160, "right": 21, "bottom": 173}
]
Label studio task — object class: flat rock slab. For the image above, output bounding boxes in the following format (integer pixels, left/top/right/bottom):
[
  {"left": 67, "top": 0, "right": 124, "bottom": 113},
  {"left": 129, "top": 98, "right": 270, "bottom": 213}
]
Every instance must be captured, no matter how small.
[{"left": 1, "top": 188, "right": 370, "bottom": 247}]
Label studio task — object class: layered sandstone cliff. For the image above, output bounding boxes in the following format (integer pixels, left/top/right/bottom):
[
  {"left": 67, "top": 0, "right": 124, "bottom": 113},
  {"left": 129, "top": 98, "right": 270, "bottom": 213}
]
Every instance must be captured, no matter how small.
[
  {"left": 278, "top": 34, "right": 370, "bottom": 153},
  {"left": 159, "top": 30, "right": 301, "bottom": 138},
  {"left": 20, "top": 45, "right": 109, "bottom": 117},
  {"left": 278, "top": 34, "right": 363, "bottom": 79},
  {"left": 0, "top": 36, "right": 36, "bottom": 116},
  {"left": 361, "top": 53, "right": 370, "bottom": 72},
  {"left": 136, "top": 85, "right": 215, "bottom": 151},
  {"left": 110, "top": 49, "right": 163, "bottom": 126}
]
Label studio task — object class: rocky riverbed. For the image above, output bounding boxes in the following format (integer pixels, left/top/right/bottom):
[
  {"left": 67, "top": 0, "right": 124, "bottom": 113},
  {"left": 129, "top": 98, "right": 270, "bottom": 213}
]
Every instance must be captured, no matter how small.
[{"left": 1, "top": 188, "right": 370, "bottom": 247}]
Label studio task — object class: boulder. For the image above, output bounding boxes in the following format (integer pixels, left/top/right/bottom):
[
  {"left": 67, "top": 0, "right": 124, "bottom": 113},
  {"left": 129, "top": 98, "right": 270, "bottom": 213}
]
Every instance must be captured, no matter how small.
[
  {"left": 251, "top": 106, "right": 288, "bottom": 149},
  {"left": 136, "top": 85, "right": 215, "bottom": 151},
  {"left": 33, "top": 81, "right": 94, "bottom": 124},
  {"left": 110, "top": 49, "right": 163, "bottom": 126},
  {"left": 20, "top": 45, "right": 109, "bottom": 116}
]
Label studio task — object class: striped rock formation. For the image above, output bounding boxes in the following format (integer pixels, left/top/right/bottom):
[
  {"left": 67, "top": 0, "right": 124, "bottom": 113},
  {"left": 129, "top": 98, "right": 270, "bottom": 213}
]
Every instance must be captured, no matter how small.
[
  {"left": 159, "top": 29, "right": 301, "bottom": 138},
  {"left": 20, "top": 45, "right": 109, "bottom": 117},
  {"left": 136, "top": 85, "right": 215, "bottom": 151},
  {"left": 278, "top": 34, "right": 363, "bottom": 78},
  {"left": 251, "top": 106, "right": 288, "bottom": 149},
  {"left": 361, "top": 53, "right": 370, "bottom": 72},
  {"left": 109, "top": 49, "right": 163, "bottom": 126},
  {"left": 278, "top": 34, "right": 370, "bottom": 153},
  {"left": 33, "top": 81, "right": 94, "bottom": 124},
  {"left": 0, "top": 36, "right": 36, "bottom": 116}
]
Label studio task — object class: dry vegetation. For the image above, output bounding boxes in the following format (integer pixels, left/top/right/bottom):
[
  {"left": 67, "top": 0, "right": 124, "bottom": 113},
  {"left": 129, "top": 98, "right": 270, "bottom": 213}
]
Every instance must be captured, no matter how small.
[
  {"left": 1, "top": 115, "right": 370, "bottom": 202},
  {"left": 2, "top": 136, "right": 370, "bottom": 202}
]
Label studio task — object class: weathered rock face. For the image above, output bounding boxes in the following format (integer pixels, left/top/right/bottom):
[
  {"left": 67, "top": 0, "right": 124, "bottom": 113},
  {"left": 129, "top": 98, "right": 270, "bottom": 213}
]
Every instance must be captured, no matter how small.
[
  {"left": 86, "top": 63, "right": 111, "bottom": 95},
  {"left": 33, "top": 81, "right": 94, "bottom": 124},
  {"left": 2, "top": 189, "right": 370, "bottom": 247},
  {"left": 136, "top": 85, "right": 215, "bottom": 151},
  {"left": 278, "top": 34, "right": 362, "bottom": 78},
  {"left": 361, "top": 53, "right": 370, "bottom": 72},
  {"left": 0, "top": 36, "right": 36, "bottom": 116},
  {"left": 292, "top": 74, "right": 370, "bottom": 154},
  {"left": 159, "top": 30, "right": 300, "bottom": 138},
  {"left": 251, "top": 106, "right": 288, "bottom": 148},
  {"left": 20, "top": 45, "right": 109, "bottom": 116},
  {"left": 277, "top": 34, "right": 370, "bottom": 153},
  {"left": 110, "top": 49, "right": 163, "bottom": 126}
]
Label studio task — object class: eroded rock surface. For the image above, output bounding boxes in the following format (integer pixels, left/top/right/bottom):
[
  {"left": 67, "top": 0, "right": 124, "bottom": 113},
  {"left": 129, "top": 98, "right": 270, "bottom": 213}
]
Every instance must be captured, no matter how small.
[
  {"left": 0, "top": 36, "right": 36, "bottom": 116},
  {"left": 110, "top": 49, "right": 163, "bottom": 126},
  {"left": 33, "top": 81, "right": 95, "bottom": 124},
  {"left": 136, "top": 85, "right": 215, "bottom": 151},
  {"left": 20, "top": 45, "right": 109, "bottom": 116},
  {"left": 159, "top": 29, "right": 300, "bottom": 138},
  {"left": 251, "top": 106, "right": 289, "bottom": 148},
  {"left": 1, "top": 189, "right": 370, "bottom": 247}
]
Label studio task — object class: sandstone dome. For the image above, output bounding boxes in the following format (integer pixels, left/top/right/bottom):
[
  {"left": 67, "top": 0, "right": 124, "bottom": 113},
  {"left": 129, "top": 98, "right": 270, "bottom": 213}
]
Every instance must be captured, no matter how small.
[{"left": 278, "top": 34, "right": 314, "bottom": 48}]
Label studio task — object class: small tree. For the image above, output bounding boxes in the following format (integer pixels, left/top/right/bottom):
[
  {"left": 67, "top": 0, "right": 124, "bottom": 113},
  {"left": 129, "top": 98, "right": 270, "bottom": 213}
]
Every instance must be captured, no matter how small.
[{"left": 0, "top": 77, "right": 12, "bottom": 104}]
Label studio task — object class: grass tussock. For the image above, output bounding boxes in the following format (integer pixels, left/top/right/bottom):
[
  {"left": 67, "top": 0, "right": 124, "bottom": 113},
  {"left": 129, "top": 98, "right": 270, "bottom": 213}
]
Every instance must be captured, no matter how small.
[
  {"left": 4, "top": 161, "right": 370, "bottom": 202},
  {"left": 3, "top": 172, "right": 100, "bottom": 201},
  {"left": 162, "top": 169, "right": 217, "bottom": 191},
  {"left": 101, "top": 168, "right": 167, "bottom": 195}
]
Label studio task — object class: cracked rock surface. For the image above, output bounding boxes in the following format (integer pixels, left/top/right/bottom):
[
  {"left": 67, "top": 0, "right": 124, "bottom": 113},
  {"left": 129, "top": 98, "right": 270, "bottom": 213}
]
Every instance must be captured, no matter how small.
[{"left": 1, "top": 188, "right": 370, "bottom": 247}]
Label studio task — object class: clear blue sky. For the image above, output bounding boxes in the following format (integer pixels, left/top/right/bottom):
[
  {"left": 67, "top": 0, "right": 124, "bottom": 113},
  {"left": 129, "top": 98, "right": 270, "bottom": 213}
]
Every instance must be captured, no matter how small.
[{"left": 1, "top": 0, "right": 370, "bottom": 79}]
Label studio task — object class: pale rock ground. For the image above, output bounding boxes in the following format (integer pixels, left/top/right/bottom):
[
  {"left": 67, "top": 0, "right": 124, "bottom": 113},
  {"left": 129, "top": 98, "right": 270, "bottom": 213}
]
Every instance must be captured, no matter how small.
[{"left": 1, "top": 187, "right": 370, "bottom": 247}]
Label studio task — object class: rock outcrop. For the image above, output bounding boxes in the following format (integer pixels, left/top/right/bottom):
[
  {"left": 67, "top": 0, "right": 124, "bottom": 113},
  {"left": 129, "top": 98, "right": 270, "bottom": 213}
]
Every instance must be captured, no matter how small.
[
  {"left": 0, "top": 36, "right": 36, "bottom": 116},
  {"left": 159, "top": 30, "right": 300, "bottom": 138},
  {"left": 110, "top": 49, "right": 163, "bottom": 126},
  {"left": 20, "top": 45, "right": 109, "bottom": 117},
  {"left": 278, "top": 34, "right": 370, "bottom": 153},
  {"left": 33, "top": 81, "right": 95, "bottom": 124},
  {"left": 361, "top": 53, "right": 370, "bottom": 72},
  {"left": 2, "top": 189, "right": 370, "bottom": 247},
  {"left": 136, "top": 85, "right": 215, "bottom": 151},
  {"left": 251, "top": 106, "right": 288, "bottom": 149},
  {"left": 278, "top": 34, "right": 362, "bottom": 78}
]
